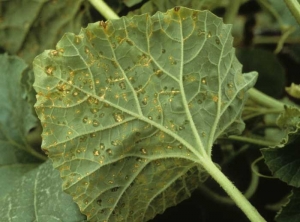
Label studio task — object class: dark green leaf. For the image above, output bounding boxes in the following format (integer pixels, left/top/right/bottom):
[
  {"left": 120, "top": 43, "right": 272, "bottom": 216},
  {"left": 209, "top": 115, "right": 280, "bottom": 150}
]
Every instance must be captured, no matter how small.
[
  {"left": 262, "top": 143, "right": 300, "bottom": 187},
  {"left": 236, "top": 48, "right": 285, "bottom": 98},
  {"left": 277, "top": 106, "right": 300, "bottom": 145},
  {"left": 0, "top": 0, "right": 90, "bottom": 63},
  {"left": 0, "top": 161, "right": 86, "bottom": 222},
  {"left": 33, "top": 7, "right": 257, "bottom": 221},
  {"left": 0, "top": 54, "right": 40, "bottom": 164},
  {"left": 276, "top": 188, "right": 300, "bottom": 222},
  {"left": 0, "top": 53, "right": 44, "bottom": 196}
]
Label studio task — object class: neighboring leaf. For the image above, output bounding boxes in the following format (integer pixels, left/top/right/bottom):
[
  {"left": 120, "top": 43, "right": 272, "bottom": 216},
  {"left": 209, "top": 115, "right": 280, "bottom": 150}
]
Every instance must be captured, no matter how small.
[
  {"left": 127, "top": 0, "right": 248, "bottom": 16},
  {"left": 0, "top": 0, "right": 89, "bottom": 63},
  {"left": 236, "top": 48, "right": 285, "bottom": 98},
  {"left": 0, "top": 160, "right": 86, "bottom": 222},
  {"left": 0, "top": 54, "right": 41, "bottom": 164},
  {"left": 0, "top": 54, "right": 44, "bottom": 196},
  {"left": 276, "top": 188, "right": 300, "bottom": 222},
  {"left": 276, "top": 106, "right": 300, "bottom": 145},
  {"left": 261, "top": 106, "right": 300, "bottom": 188},
  {"left": 0, "top": 163, "right": 38, "bottom": 198},
  {"left": 261, "top": 142, "right": 300, "bottom": 187},
  {"left": 33, "top": 7, "right": 257, "bottom": 221}
]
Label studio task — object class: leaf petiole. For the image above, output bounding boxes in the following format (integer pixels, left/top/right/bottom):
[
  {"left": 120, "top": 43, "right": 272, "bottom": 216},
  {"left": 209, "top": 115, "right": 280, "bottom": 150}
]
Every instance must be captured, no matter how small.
[{"left": 198, "top": 157, "right": 266, "bottom": 222}]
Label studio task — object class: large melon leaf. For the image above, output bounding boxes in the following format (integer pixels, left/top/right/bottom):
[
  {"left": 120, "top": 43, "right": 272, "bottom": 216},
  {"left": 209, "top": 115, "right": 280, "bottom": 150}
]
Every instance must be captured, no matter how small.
[{"left": 33, "top": 7, "right": 257, "bottom": 221}]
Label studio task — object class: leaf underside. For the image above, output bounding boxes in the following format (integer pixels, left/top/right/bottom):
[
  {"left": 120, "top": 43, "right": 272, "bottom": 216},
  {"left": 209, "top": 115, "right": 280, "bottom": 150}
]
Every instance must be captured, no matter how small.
[{"left": 33, "top": 7, "right": 257, "bottom": 222}]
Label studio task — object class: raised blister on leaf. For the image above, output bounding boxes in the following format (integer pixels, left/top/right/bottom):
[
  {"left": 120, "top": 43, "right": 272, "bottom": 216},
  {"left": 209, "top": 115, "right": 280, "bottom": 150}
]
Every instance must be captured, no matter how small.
[{"left": 33, "top": 7, "right": 257, "bottom": 222}]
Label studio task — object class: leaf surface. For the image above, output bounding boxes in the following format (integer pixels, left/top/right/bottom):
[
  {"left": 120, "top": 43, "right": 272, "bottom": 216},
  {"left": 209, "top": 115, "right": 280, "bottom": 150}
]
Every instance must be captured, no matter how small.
[
  {"left": 33, "top": 7, "right": 257, "bottom": 221},
  {"left": 262, "top": 141, "right": 300, "bottom": 188},
  {"left": 0, "top": 54, "right": 43, "bottom": 197},
  {"left": 0, "top": 161, "right": 86, "bottom": 222},
  {"left": 276, "top": 188, "right": 300, "bottom": 222},
  {"left": 0, "top": 54, "right": 40, "bottom": 164}
]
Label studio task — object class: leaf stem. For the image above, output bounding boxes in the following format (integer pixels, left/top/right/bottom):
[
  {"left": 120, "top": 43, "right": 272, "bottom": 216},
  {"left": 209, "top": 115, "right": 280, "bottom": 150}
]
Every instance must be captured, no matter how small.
[
  {"left": 226, "top": 135, "right": 278, "bottom": 147},
  {"left": 284, "top": 0, "right": 300, "bottom": 25},
  {"left": 199, "top": 158, "right": 266, "bottom": 222},
  {"left": 25, "top": 144, "right": 48, "bottom": 161},
  {"left": 88, "top": 0, "right": 119, "bottom": 20},
  {"left": 248, "top": 88, "right": 285, "bottom": 110},
  {"left": 198, "top": 161, "right": 259, "bottom": 205},
  {"left": 224, "top": 0, "right": 242, "bottom": 24}
]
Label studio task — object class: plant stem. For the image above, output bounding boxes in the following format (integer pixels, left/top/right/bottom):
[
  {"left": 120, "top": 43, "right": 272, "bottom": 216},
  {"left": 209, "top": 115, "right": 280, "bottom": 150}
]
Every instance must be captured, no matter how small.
[
  {"left": 200, "top": 158, "right": 266, "bottom": 222},
  {"left": 198, "top": 161, "right": 259, "bottom": 204},
  {"left": 226, "top": 135, "right": 278, "bottom": 147},
  {"left": 224, "top": 0, "right": 241, "bottom": 24},
  {"left": 88, "top": 0, "right": 119, "bottom": 20},
  {"left": 248, "top": 88, "right": 285, "bottom": 110},
  {"left": 25, "top": 145, "right": 48, "bottom": 161},
  {"left": 284, "top": 0, "right": 300, "bottom": 25}
]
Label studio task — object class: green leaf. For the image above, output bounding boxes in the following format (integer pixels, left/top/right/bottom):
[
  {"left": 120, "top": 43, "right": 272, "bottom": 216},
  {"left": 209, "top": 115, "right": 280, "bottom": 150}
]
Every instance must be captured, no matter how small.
[
  {"left": 0, "top": 54, "right": 41, "bottom": 164},
  {"left": 0, "top": 53, "right": 44, "bottom": 196},
  {"left": 0, "top": 0, "right": 89, "bottom": 63},
  {"left": 0, "top": 160, "right": 86, "bottom": 222},
  {"left": 261, "top": 107, "right": 300, "bottom": 187},
  {"left": 276, "top": 188, "right": 300, "bottom": 222},
  {"left": 261, "top": 142, "right": 300, "bottom": 187},
  {"left": 33, "top": 7, "right": 257, "bottom": 221},
  {"left": 277, "top": 106, "right": 300, "bottom": 145},
  {"left": 0, "top": 163, "right": 38, "bottom": 198},
  {"left": 236, "top": 48, "right": 285, "bottom": 98}
]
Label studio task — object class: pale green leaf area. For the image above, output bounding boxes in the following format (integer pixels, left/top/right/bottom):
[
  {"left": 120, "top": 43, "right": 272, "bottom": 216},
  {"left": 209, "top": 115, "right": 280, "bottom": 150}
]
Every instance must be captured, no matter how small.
[
  {"left": 0, "top": 0, "right": 89, "bottom": 63},
  {"left": 0, "top": 160, "right": 86, "bottom": 222},
  {"left": 127, "top": 0, "right": 248, "bottom": 17},
  {"left": 276, "top": 188, "right": 300, "bottom": 222},
  {"left": 33, "top": 7, "right": 257, "bottom": 221},
  {"left": 0, "top": 54, "right": 40, "bottom": 164}
]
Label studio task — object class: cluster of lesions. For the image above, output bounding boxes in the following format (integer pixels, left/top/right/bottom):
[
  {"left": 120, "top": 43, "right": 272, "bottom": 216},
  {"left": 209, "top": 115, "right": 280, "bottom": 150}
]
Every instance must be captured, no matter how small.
[{"left": 49, "top": 48, "right": 64, "bottom": 57}]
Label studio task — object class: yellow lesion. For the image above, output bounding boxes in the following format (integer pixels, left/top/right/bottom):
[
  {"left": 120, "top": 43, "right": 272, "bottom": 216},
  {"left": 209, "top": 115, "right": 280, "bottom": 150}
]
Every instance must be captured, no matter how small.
[
  {"left": 45, "top": 66, "right": 55, "bottom": 75},
  {"left": 212, "top": 94, "right": 219, "bottom": 102},
  {"left": 56, "top": 83, "right": 69, "bottom": 92}
]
